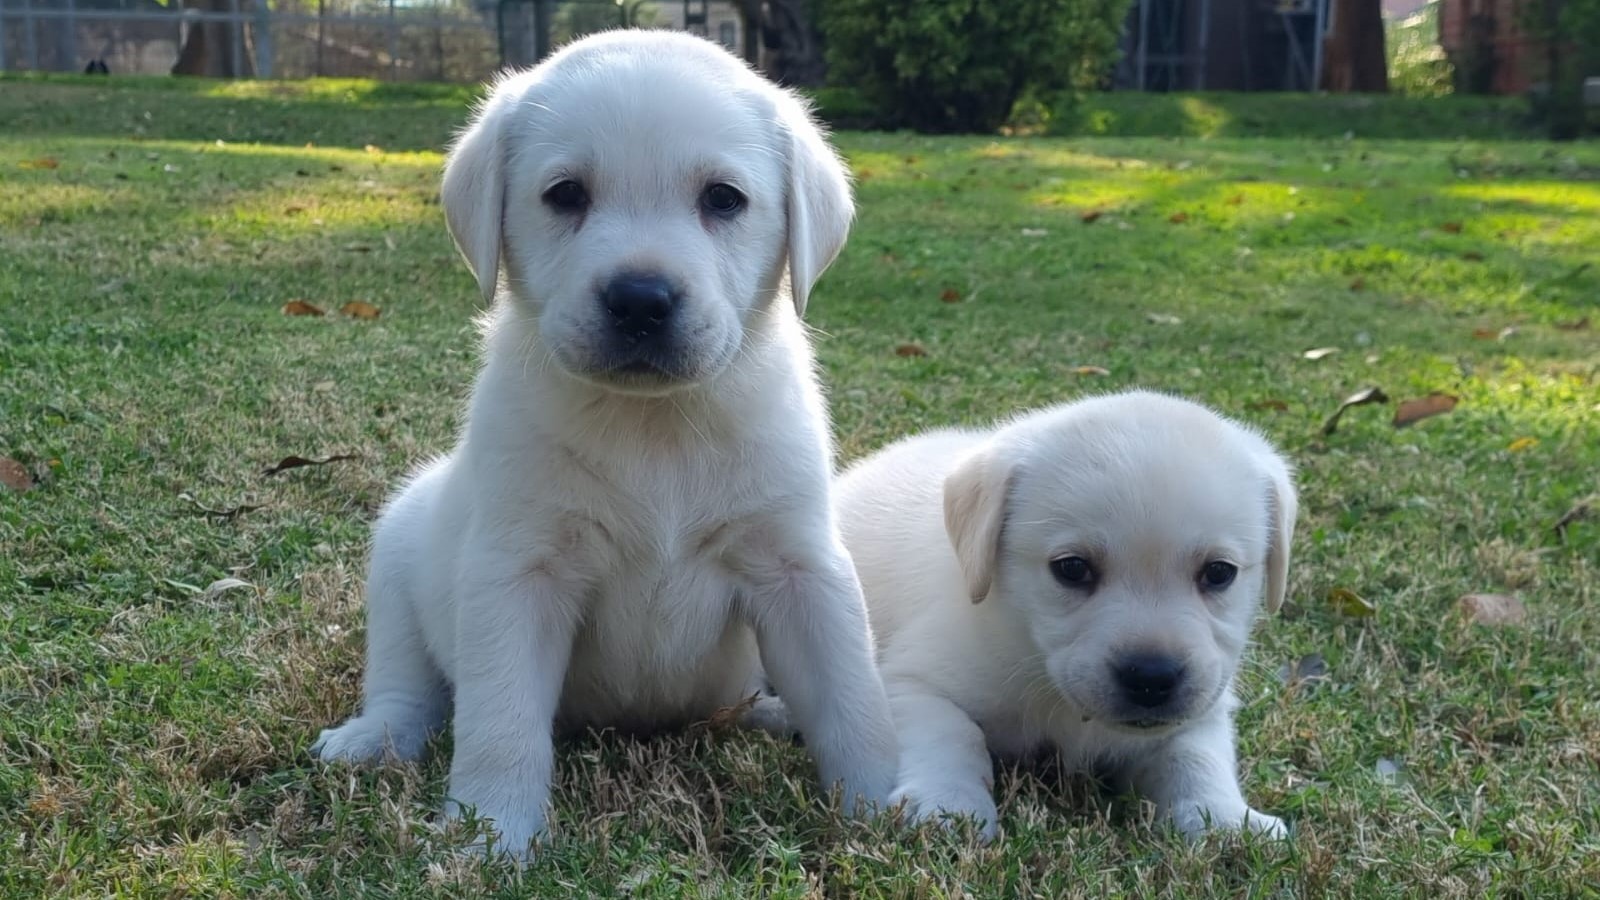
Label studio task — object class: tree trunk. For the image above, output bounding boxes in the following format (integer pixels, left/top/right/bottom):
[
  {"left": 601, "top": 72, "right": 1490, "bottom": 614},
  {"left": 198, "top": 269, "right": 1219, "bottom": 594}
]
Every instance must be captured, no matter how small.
[
  {"left": 757, "top": 0, "right": 826, "bottom": 86},
  {"left": 1321, "top": 0, "right": 1388, "bottom": 92},
  {"left": 172, "top": 0, "right": 255, "bottom": 77}
]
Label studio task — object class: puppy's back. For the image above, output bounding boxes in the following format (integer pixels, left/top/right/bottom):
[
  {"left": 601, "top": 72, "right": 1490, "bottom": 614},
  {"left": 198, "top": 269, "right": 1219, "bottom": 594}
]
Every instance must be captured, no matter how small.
[{"left": 835, "top": 429, "right": 981, "bottom": 648}]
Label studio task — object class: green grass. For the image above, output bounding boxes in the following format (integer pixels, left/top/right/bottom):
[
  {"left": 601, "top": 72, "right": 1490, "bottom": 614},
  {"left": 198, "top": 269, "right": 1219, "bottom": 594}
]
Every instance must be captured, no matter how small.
[{"left": 2, "top": 79, "right": 1598, "bottom": 897}]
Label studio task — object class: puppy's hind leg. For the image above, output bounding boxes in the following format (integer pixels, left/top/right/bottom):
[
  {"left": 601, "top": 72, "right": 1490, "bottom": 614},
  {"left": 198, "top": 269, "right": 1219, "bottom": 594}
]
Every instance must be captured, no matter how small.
[{"left": 312, "top": 526, "right": 448, "bottom": 763}]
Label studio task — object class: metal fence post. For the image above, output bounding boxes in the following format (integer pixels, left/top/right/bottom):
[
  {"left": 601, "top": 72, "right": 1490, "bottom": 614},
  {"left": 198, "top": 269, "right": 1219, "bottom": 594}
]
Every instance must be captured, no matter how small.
[
  {"left": 22, "top": 0, "right": 39, "bottom": 70},
  {"left": 229, "top": 0, "right": 244, "bottom": 75},
  {"left": 387, "top": 0, "right": 397, "bottom": 78},
  {"left": 62, "top": 0, "right": 78, "bottom": 69},
  {"left": 254, "top": 0, "right": 274, "bottom": 77},
  {"left": 1, "top": 1, "right": 9, "bottom": 71}
]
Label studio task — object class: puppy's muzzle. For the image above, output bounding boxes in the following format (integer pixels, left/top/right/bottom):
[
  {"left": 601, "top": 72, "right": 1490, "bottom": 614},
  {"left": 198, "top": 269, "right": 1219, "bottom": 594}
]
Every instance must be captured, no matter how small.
[
  {"left": 588, "top": 272, "right": 700, "bottom": 384},
  {"left": 1109, "top": 653, "right": 1186, "bottom": 725},
  {"left": 603, "top": 273, "right": 679, "bottom": 344}
]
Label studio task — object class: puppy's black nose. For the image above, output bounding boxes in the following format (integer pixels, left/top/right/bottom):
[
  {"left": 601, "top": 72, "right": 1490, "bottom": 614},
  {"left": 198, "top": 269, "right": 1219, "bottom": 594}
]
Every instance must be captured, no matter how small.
[
  {"left": 602, "top": 274, "right": 678, "bottom": 340},
  {"left": 1112, "top": 654, "right": 1185, "bottom": 708}
]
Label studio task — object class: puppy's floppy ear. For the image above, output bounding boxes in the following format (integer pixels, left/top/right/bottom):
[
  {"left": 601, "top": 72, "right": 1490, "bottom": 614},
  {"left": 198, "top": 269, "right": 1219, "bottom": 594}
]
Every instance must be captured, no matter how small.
[
  {"left": 944, "top": 445, "right": 1013, "bottom": 604},
  {"left": 1261, "top": 454, "right": 1299, "bottom": 615},
  {"left": 774, "top": 91, "right": 854, "bottom": 317},
  {"left": 441, "top": 72, "right": 528, "bottom": 304}
]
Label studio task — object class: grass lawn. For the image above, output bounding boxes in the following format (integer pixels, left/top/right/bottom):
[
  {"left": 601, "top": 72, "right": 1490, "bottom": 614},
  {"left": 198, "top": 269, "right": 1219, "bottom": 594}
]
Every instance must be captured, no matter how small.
[{"left": 2, "top": 77, "right": 1598, "bottom": 897}]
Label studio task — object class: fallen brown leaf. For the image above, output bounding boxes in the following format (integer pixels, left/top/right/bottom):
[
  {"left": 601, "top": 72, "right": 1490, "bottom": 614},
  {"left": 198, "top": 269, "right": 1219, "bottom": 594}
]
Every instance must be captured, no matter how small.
[
  {"left": 281, "top": 300, "right": 325, "bottom": 317},
  {"left": 1349, "top": 277, "right": 1366, "bottom": 292},
  {"left": 1554, "top": 499, "right": 1594, "bottom": 541},
  {"left": 1247, "top": 399, "right": 1290, "bottom": 412},
  {"left": 1303, "top": 347, "right": 1340, "bottom": 361},
  {"left": 1321, "top": 386, "right": 1389, "bottom": 435},
  {"left": 261, "top": 453, "right": 359, "bottom": 477},
  {"left": 1081, "top": 209, "right": 1104, "bottom": 224},
  {"left": 0, "top": 457, "right": 34, "bottom": 492},
  {"left": 939, "top": 288, "right": 961, "bottom": 304},
  {"left": 178, "top": 493, "right": 262, "bottom": 519},
  {"left": 1506, "top": 437, "right": 1538, "bottom": 452},
  {"left": 1461, "top": 251, "right": 1485, "bottom": 261},
  {"left": 1472, "top": 328, "right": 1497, "bottom": 339},
  {"left": 1556, "top": 316, "right": 1590, "bottom": 331},
  {"left": 1168, "top": 211, "right": 1190, "bottom": 224},
  {"left": 1225, "top": 194, "right": 1245, "bottom": 206},
  {"left": 363, "top": 144, "right": 383, "bottom": 154},
  {"left": 19, "top": 157, "right": 60, "bottom": 170},
  {"left": 894, "top": 343, "right": 928, "bottom": 358},
  {"left": 1441, "top": 221, "right": 1463, "bottom": 234},
  {"left": 1392, "top": 393, "right": 1458, "bottom": 428},
  {"left": 1073, "top": 365, "right": 1111, "bottom": 376},
  {"left": 1329, "top": 587, "right": 1376, "bottom": 618},
  {"left": 339, "top": 301, "right": 381, "bottom": 320},
  {"left": 1458, "top": 593, "right": 1526, "bottom": 627}
]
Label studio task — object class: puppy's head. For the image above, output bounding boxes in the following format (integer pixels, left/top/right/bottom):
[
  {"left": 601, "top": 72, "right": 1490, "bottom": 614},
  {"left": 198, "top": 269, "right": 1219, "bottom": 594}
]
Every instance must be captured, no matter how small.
[
  {"left": 944, "top": 391, "right": 1297, "bottom": 735},
  {"left": 440, "top": 30, "right": 853, "bottom": 395}
]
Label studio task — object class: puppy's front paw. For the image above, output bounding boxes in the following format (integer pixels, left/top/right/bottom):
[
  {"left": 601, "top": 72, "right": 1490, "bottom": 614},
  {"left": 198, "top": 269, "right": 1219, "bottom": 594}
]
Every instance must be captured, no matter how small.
[
  {"left": 891, "top": 777, "right": 999, "bottom": 841},
  {"left": 311, "top": 714, "right": 428, "bottom": 764},
  {"left": 443, "top": 794, "right": 546, "bottom": 860},
  {"left": 1239, "top": 808, "right": 1289, "bottom": 839},
  {"left": 1168, "top": 802, "right": 1289, "bottom": 841}
]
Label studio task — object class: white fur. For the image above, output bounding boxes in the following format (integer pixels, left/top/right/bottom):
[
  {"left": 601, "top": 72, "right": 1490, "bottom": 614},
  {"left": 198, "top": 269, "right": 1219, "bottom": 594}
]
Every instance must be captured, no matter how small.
[
  {"left": 834, "top": 391, "right": 1294, "bottom": 841},
  {"left": 310, "top": 30, "right": 897, "bottom": 857}
]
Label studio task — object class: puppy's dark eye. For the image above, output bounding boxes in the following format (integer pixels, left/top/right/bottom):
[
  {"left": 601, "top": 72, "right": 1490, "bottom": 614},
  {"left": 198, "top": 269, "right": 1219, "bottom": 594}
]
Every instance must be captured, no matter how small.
[
  {"left": 544, "top": 180, "right": 589, "bottom": 212},
  {"left": 1050, "top": 556, "right": 1096, "bottom": 590},
  {"left": 701, "top": 183, "right": 745, "bottom": 216},
  {"left": 1199, "top": 561, "right": 1238, "bottom": 591}
]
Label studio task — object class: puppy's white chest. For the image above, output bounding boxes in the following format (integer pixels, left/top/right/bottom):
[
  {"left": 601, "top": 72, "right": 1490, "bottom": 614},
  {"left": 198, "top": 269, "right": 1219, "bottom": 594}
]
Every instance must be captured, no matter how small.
[{"left": 556, "top": 473, "right": 760, "bottom": 730}]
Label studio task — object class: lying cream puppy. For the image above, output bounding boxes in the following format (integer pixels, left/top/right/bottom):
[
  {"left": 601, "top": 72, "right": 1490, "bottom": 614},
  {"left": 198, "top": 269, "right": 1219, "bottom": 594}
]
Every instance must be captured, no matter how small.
[
  {"left": 835, "top": 390, "right": 1293, "bottom": 840},
  {"left": 311, "top": 31, "right": 897, "bottom": 856}
]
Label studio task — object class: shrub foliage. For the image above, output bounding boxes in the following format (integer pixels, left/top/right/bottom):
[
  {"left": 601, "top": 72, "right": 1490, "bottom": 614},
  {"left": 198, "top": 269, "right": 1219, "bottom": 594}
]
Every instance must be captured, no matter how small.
[{"left": 820, "top": 0, "right": 1131, "bottom": 133}]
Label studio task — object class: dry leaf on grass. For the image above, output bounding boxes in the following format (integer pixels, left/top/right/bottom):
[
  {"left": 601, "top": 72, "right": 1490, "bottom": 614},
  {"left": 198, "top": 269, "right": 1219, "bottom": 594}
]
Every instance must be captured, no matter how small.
[
  {"left": 938, "top": 288, "right": 961, "bottom": 304},
  {"left": 20, "top": 157, "right": 61, "bottom": 170},
  {"left": 1277, "top": 653, "right": 1329, "bottom": 687},
  {"left": 894, "top": 343, "right": 928, "bottom": 358},
  {"left": 1458, "top": 593, "right": 1526, "bottom": 627},
  {"left": 1392, "top": 393, "right": 1458, "bottom": 428},
  {"left": 281, "top": 300, "right": 325, "bottom": 317},
  {"left": 339, "top": 301, "right": 381, "bottom": 319},
  {"left": 1080, "top": 209, "right": 1104, "bottom": 224},
  {"left": 1329, "top": 587, "right": 1376, "bottom": 617},
  {"left": 203, "top": 577, "right": 258, "bottom": 601},
  {"left": 1349, "top": 277, "right": 1366, "bottom": 292},
  {"left": 1146, "top": 312, "right": 1183, "bottom": 325},
  {"left": 178, "top": 493, "right": 262, "bottom": 519},
  {"left": 1507, "top": 437, "right": 1538, "bottom": 452},
  {"left": 1303, "top": 347, "right": 1340, "bottom": 361},
  {"left": 1462, "top": 251, "right": 1485, "bottom": 261},
  {"left": 1556, "top": 316, "right": 1590, "bottom": 331},
  {"left": 1073, "top": 365, "right": 1111, "bottom": 376},
  {"left": 1225, "top": 194, "right": 1245, "bottom": 206},
  {"left": 1554, "top": 499, "right": 1594, "bottom": 541},
  {"left": 261, "top": 453, "right": 358, "bottom": 477},
  {"left": 1247, "top": 398, "right": 1290, "bottom": 412},
  {"left": 1320, "top": 386, "right": 1389, "bottom": 435},
  {"left": 0, "top": 457, "right": 34, "bottom": 492},
  {"left": 705, "top": 693, "right": 761, "bottom": 730},
  {"left": 1440, "top": 221, "right": 1463, "bottom": 234},
  {"left": 1375, "top": 758, "right": 1407, "bottom": 785},
  {"left": 1168, "top": 211, "right": 1190, "bottom": 224}
]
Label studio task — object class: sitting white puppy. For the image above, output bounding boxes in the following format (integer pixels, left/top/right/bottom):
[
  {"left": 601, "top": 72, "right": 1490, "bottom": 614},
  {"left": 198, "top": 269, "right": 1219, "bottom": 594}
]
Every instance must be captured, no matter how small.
[
  {"left": 834, "top": 390, "right": 1293, "bottom": 840},
  {"left": 310, "top": 30, "right": 897, "bottom": 855}
]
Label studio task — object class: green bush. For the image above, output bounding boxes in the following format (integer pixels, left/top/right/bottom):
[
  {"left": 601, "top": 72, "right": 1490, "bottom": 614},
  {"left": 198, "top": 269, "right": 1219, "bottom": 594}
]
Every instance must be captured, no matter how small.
[
  {"left": 1386, "top": 1, "right": 1454, "bottom": 97},
  {"left": 819, "top": 0, "right": 1131, "bottom": 133}
]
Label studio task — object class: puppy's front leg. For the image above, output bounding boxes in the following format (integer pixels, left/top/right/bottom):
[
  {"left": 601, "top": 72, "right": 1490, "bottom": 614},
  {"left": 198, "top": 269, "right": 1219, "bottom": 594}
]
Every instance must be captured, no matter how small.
[
  {"left": 446, "top": 560, "right": 581, "bottom": 857},
  {"left": 737, "top": 534, "right": 897, "bottom": 813},
  {"left": 885, "top": 685, "right": 999, "bottom": 840},
  {"left": 1121, "top": 711, "right": 1287, "bottom": 840}
]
